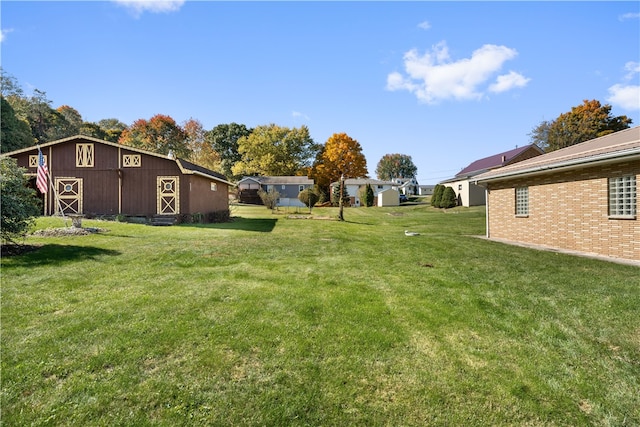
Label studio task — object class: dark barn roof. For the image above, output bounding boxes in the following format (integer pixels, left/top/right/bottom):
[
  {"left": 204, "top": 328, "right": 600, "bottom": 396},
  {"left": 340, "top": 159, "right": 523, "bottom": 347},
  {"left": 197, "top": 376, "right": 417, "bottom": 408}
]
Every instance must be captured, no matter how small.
[{"left": 454, "top": 144, "right": 543, "bottom": 179}]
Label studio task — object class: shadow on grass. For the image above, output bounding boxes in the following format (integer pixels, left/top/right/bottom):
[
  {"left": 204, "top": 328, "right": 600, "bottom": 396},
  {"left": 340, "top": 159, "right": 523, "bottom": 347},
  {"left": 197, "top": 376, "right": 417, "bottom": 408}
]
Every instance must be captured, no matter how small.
[
  {"left": 184, "top": 217, "right": 278, "bottom": 233},
  {"left": 2, "top": 244, "right": 121, "bottom": 267}
]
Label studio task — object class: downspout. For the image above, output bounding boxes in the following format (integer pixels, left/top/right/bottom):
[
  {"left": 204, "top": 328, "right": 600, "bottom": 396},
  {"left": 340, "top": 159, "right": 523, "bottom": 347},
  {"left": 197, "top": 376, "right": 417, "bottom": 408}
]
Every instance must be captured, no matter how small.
[{"left": 485, "top": 186, "right": 490, "bottom": 238}]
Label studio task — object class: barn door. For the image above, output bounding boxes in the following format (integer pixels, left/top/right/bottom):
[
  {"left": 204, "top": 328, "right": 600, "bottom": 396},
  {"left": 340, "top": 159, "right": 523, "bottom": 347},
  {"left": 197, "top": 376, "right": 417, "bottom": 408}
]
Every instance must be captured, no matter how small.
[
  {"left": 55, "top": 178, "right": 83, "bottom": 215},
  {"left": 157, "top": 176, "right": 180, "bottom": 215}
]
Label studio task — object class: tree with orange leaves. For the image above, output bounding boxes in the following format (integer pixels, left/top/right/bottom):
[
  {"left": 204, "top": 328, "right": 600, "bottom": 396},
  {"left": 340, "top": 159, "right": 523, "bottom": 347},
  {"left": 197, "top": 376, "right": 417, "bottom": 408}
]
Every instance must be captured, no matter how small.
[
  {"left": 119, "top": 114, "right": 189, "bottom": 158},
  {"left": 311, "top": 132, "right": 368, "bottom": 195}
]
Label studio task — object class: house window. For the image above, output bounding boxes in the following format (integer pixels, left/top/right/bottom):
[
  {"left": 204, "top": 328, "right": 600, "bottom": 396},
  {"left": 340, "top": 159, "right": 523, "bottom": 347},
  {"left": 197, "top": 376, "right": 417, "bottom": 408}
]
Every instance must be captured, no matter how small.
[
  {"left": 211, "top": 182, "right": 217, "bottom": 191},
  {"left": 458, "top": 184, "right": 462, "bottom": 191},
  {"left": 122, "top": 154, "right": 141, "bottom": 167},
  {"left": 609, "top": 176, "right": 636, "bottom": 218},
  {"left": 76, "top": 143, "right": 94, "bottom": 167},
  {"left": 299, "top": 185, "right": 305, "bottom": 192},
  {"left": 282, "top": 185, "right": 286, "bottom": 190},
  {"left": 515, "top": 186, "right": 529, "bottom": 216}
]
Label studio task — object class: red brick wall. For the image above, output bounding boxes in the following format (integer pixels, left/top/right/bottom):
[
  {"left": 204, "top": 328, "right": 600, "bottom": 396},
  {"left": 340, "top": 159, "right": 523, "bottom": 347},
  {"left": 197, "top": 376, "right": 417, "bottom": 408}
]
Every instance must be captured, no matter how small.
[{"left": 486, "top": 161, "right": 639, "bottom": 262}]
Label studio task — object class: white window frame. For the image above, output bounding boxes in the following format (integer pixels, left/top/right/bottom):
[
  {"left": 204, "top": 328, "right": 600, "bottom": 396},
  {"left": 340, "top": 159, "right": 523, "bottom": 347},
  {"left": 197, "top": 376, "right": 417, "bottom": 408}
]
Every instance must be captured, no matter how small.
[
  {"left": 515, "top": 186, "right": 529, "bottom": 217},
  {"left": 609, "top": 175, "right": 636, "bottom": 219}
]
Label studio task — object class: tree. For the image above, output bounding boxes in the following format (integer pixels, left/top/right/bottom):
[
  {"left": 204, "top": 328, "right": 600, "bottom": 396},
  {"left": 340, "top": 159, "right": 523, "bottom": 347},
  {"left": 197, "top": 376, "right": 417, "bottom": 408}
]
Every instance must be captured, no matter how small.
[
  {"left": 57, "top": 105, "right": 83, "bottom": 133},
  {"left": 1, "top": 96, "right": 34, "bottom": 153},
  {"left": 79, "top": 122, "right": 107, "bottom": 140},
  {"left": 375, "top": 153, "right": 418, "bottom": 181},
  {"left": 119, "top": 114, "right": 189, "bottom": 158},
  {"left": 205, "top": 123, "right": 252, "bottom": 180},
  {"left": 431, "top": 184, "right": 444, "bottom": 207},
  {"left": 298, "top": 188, "right": 319, "bottom": 213},
  {"left": 98, "top": 118, "right": 128, "bottom": 142},
  {"left": 530, "top": 99, "right": 632, "bottom": 152},
  {"left": 440, "top": 186, "right": 457, "bottom": 208},
  {"left": 184, "top": 118, "right": 221, "bottom": 172},
  {"left": 310, "top": 133, "right": 368, "bottom": 196},
  {"left": 232, "top": 124, "right": 319, "bottom": 177},
  {"left": 360, "top": 183, "right": 375, "bottom": 207},
  {"left": 1, "top": 158, "right": 41, "bottom": 244}
]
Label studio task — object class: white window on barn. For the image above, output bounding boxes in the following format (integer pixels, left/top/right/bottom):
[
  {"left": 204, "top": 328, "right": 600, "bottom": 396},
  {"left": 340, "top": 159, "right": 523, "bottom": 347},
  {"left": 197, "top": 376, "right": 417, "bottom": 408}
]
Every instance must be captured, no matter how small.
[
  {"left": 29, "top": 155, "right": 47, "bottom": 168},
  {"left": 211, "top": 182, "right": 217, "bottom": 191},
  {"left": 76, "top": 143, "right": 94, "bottom": 167},
  {"left": 515, "top": 186, "right": 529, "bottom": 216},
  {"left": 122, "top": 154, "right": 141, "bottom": 167},
  {"left": 609, "top": 176, "right": 636, "bottom": 218}
]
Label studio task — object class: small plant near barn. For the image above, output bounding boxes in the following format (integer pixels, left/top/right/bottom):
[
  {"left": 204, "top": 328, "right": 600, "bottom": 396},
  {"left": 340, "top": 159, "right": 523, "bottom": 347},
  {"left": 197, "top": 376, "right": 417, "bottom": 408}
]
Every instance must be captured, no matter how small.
[{"left": 0, "top": 158, "right": 41, "bottom": 245}]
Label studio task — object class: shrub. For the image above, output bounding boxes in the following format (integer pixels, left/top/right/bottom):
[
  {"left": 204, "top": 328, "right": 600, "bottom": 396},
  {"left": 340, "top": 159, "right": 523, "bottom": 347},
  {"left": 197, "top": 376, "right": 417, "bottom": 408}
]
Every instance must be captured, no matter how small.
[
  {"left": 364, "top": 184, "right": 375, "bottom": 207},
  {"left": 257, "top": 188, "right": 280, "bottom": 210},
  {"left": 431, "top": 184, "right": 444, "bottom": 207},
  {"left": 440, "top": 186, "right": 458, "bottom": 208},
  {"left": 1, "top": 158, "right": 41, "bottom": 244},
  {"left": 298, "top": 188, "right": 319, "bottom": 213}
]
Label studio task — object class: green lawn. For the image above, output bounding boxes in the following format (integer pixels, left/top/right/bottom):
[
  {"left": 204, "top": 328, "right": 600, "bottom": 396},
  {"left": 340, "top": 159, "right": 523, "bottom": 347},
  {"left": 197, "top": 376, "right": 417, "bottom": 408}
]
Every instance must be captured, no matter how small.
[{"left": 2, "top": 204, "right": 638, "bottom": 426}]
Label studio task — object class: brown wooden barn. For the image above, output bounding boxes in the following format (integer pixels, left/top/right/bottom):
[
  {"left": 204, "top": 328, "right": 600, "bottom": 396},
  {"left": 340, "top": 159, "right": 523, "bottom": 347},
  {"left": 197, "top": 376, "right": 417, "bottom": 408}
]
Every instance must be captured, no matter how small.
[{"left": 3, "top": 135, "right": 232, "bottom": 223}]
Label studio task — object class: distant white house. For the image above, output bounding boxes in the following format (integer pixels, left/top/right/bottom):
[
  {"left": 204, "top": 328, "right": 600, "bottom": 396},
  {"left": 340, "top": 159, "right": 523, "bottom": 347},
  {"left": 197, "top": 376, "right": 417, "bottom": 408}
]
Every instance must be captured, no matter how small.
[
  {"left": 418, "top": 185, "right": 435, "bottom": 196},
  {"left": 392, "top": 177, "right": 419, "bottom": 195},
  {"left": 330, "top": 178, "right": 397, "bottom": 207}
]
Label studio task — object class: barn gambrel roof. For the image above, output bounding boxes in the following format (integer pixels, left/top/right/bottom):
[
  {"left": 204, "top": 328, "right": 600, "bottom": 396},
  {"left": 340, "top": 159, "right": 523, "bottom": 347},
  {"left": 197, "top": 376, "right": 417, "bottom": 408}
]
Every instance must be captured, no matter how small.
[{"left": 3, "top": 135, "right": 234, "bottom": 186}]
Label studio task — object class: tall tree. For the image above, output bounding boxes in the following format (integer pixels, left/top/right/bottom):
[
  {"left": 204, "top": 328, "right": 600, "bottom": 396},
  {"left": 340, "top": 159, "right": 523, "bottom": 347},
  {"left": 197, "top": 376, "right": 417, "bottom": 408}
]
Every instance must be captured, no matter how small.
[
  {"left": 1, "top": 96, "right": 34, "bottom": 153},
  {"left": 98, "top": 118, "right": 128, "bottom": 142},
  {"left": 310, "top": 132, "right": 368, "bottom": 195},
  {"left": 118, "top": 114, "right": 189, "bottom": 158},
  {"left": 206, "top": 123, "right": 252, "bottom": 180},
  {"left": 183, "top": 118, "right": 221, "bottom": 172},
  {"left": 530, "top": 99, "right": 632, "bottom": 152},
  {"left": 57, "top": 105, "right": 83, "bottom": 134},
  {"left": 375, "top": 153, "right": 418, "bottom": 181},
  {"left": 232, "top": 124, "right": 319, "bottom": 177}
]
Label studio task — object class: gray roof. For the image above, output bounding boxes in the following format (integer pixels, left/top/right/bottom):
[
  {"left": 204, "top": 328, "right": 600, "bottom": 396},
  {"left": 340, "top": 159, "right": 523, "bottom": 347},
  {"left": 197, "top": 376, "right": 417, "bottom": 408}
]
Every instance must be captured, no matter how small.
[
  {"left": 239, "top": 176, "right": 314, "bottom": 185},
  {"left": 475, "top": 127, "right": 640, "bottom": 183},
  {"left": 331, "top": 178, "right": 397, "bottom": 186}
]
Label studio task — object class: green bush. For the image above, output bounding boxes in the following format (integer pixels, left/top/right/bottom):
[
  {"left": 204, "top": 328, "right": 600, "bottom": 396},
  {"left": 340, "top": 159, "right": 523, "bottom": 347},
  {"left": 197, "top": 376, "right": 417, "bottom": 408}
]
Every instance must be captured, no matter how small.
[
  {"left": 298, "top": 188, "right": 320, "bottom": 212},
  {"left": 431, "top": 184, "right": 444, "bottom": 207},
  {"left": 257, "top": 188, "right": 280, "bottom": 210},
  {"left": 1, "top": 158, "right": 41, "bottom": 244},
  {"left": 440, "top": 186, "right": 458, "bottom": 208}
]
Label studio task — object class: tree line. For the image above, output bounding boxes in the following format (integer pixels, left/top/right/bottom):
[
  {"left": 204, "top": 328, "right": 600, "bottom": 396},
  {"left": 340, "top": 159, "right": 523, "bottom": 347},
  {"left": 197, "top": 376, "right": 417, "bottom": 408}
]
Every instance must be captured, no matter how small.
[{"left": 1, "top": 69, "right": 422, "bottom": 199}]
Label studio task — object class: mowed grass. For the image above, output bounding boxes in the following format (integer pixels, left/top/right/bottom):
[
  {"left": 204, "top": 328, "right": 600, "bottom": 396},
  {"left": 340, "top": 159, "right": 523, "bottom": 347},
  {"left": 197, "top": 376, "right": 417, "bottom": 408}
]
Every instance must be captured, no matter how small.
[{"left": 2, "top": 204, "right": 639, "bottom": 426}]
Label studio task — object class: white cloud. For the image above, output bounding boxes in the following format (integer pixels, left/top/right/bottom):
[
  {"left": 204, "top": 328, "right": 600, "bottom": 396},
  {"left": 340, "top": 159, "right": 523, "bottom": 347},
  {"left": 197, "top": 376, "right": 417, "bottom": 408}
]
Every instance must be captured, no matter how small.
[
  {"left": 386, "top": 41, "right": 528, "bottom": 103},
  {"left": 618, "top": 12, "right": 640, "bottom": 21},
  {"left": 624, "top": 61, "right": 640, "bottom": 80},
  {"left": 0, "top": 28, "right": 13, "bottom": 43},
  {"left": 292, "top": 111, "right": 310, "bottom": 120},
  {"left": 607, "top": 84, "right": 640, "bottom": 111},
  {"left": 113, "top": 0, "right": 185, "bottom": 16},
  {"left": 489, "top": 71, "right": 531, "bottom": 93},
  {"left": 417, "top": 21, "right": 431, "bottom": 30},
  {"left": 607, "top": 61, "right": 640, "bottom": 111}
]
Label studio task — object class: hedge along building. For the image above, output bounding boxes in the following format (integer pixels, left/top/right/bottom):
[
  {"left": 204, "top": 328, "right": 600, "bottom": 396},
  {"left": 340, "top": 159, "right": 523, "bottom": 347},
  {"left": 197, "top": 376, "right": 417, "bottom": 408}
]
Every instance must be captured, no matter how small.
[
  {"left": 3, "top": 135, "right": 233, "bottom": 222},
  {"left": 475, "top": 126, "right": 639, "bottom": 264}
]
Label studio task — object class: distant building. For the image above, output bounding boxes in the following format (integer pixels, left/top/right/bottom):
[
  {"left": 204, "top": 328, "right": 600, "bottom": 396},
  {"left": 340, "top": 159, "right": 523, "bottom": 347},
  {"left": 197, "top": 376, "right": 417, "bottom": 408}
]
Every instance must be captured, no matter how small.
[
  {"left": 237, "top": 176, "right": 314, "bottom": 207},
  {"left": 440, "top": 144, "right": 543, "bottom": 206}
]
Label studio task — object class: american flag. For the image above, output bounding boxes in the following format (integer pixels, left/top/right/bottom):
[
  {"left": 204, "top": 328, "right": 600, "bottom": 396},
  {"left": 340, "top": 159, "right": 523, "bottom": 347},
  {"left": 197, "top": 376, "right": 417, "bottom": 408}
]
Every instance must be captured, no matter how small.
[{"left": 36, "top": 148, "right": 48, "bottom": 194}]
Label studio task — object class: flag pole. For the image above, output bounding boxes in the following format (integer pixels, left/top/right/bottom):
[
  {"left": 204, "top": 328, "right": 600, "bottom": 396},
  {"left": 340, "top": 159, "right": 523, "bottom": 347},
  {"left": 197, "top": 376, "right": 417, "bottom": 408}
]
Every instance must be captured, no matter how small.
[{"left": 37, "top": 145, "right": 68, "bottom": 227}]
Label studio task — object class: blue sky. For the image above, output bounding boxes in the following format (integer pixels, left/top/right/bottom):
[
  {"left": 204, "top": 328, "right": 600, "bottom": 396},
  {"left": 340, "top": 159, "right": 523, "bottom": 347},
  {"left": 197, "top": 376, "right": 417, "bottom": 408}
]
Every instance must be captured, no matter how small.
[{"left": 2, "top": 1, "right": 639, "bottom": 183}]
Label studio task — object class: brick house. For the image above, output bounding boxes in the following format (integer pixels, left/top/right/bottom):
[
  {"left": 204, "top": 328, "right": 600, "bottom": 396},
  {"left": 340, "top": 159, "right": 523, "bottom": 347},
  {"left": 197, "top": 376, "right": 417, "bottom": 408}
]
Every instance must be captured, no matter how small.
[{"left": 475, "top": 127, "right": 639, "bottom": 263}]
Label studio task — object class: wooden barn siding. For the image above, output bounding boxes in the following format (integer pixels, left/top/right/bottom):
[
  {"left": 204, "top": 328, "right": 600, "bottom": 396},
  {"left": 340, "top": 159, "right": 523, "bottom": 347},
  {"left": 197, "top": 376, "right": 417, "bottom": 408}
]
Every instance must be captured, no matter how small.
[
  {"left": 186, "top": 175, "right": 229, "bottom": 214},
  {"left": 486, "top": 160, "right": 639, "bottom": 261},
  {"left": 10, "top": 139, "right": 229, "bottom": 217}
]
